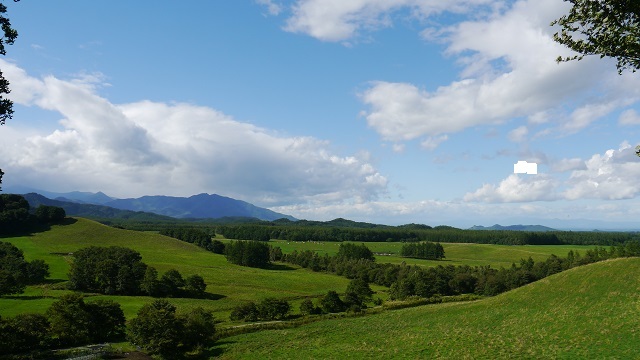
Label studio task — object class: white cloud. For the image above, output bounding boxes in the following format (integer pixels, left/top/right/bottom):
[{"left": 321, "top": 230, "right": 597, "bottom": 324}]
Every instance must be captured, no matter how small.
[
  {"left": 465, "top": 143, "right": 640, "bottom": 203},
  {"left": 0, "top": 60, "right": 387, "bottom": 206},
  {"left": 256, "top": 0, "right": 283, "bottom": 16},
  {"left": 283, "top": 0, "right": 493, "bottom": 42},
  {"left": 507, "top": 126, "right": 528, "bottom": 142},
  {"left": 564, "top": 143, "right": 640, "bottom": 200},
  {"left": 619, "top": 109, "right": 640, "bottom": 126},
  {"left": 360, "top": 0, "right": 640, "bottom": 144},
  {"left": 464, "top": 174, "right": 559, "bottom": 203},
  {"left": 420, "top": 134, "right": 448, "bottom": 150}
]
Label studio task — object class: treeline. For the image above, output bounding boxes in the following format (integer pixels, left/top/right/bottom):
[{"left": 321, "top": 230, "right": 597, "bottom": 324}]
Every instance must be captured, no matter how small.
[
  {"left": 216, "top": 224, "right": 637, "bottom": 246},
  {"left": 0, "top": 295, "right": 216, "bottom": 359},
  {"left": 160, "top": 227, "right": 225, "bottom": 253},
  {"left": 69, "top": 246, "right": 207, "bottom": 298},
  {"left": 229, "top": 278, "right": 377, "bottom": 323},
  {"left": 0, "top": 194, "right": 67, "bottom": 235},
  {"left": 400, "top": 242, "right": 445, "bottom": 260},
  {"left": 0, "top": 241, "right": 50, "bottom": 295},
  {"left": 281, "top": 240, "right": 640, "bottom": 301}
]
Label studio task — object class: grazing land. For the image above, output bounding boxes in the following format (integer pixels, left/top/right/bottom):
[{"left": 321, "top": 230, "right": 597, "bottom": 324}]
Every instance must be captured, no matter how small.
[
  {"left": 267, "top": 239, "right": 595, "bottom": 268},
  {"left": 216, "top": 257, "right": 640, "bottom": 359},
  {"left": 0, "top": 218, "right": 353, "bottom": 322}
]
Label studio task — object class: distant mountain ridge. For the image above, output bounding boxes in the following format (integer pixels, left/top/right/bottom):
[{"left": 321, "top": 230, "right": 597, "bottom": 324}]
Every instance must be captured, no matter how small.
[
  {"left": 14, "top": 189, "right": 296, "bottom": 222},
  {"left": 105, "top": 193, "right": 296, "bottom": 221},
  {"left": 469, "top": 224, "right": 557, "bottom": 232}
]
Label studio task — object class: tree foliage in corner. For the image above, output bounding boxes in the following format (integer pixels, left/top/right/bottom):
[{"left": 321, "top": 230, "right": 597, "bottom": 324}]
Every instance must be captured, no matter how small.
[
  {"left": 0, "top": 1, "right": 19, "bottom": 190},
  {"left": 552, "top": 0, "right": 640, "bottom": 73}
]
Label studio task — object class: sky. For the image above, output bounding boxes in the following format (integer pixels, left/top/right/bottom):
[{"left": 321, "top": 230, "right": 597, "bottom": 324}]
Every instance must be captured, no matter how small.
[{"left": 1, "top": 0, "right": 640, "bottom": 228}]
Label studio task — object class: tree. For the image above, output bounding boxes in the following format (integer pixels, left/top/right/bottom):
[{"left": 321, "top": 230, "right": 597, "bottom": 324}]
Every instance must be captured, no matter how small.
[
  {"left": 552, "top": 0, "right": 640, "bottom": 73},
  {"left": 319, "top": 290, "right": 346, "bottom": 313},
  {"left": 0, "top": 1, "right": 19, "bottom": 190},
  {"left": 160, "top": 268, "right": 185, "bottom": 297},
  {"left": 128, "top": 299, "right": 184, "bottom": 358},
  {"left": 35, "top": 205, "right": 66, "bottom": 223},
  {"left": 257, "top": 297, "right": 290, "bottom": 320},
  {"left": 46, "top": 293, "right": 93, "bottom": 346},
  {"left": 0, "top": 313, "right": 50, "bottom": 355},
  {"left": 185, "top": 274, "right": 207, "bottom": 297},
  {"left": 0, "top": 241, "right": 49, "bottom": 295},
  {"left": 179, "top": 307, "right": 216, "bottom": 353},
  {"left": 86, "top": 299, "right": 126, "bottom": 342},
  {"left": 68, "top": 246, "right": 147, "bottom": 295},
  {"left": 230, "top": 302, "right": 259, "bottom": 322},
  {"left": 344, "top": 278, "right": 374, "bottom": 307},
  {"left": 141, "top": 266, "right": 161, "bottom": 296},
  {"left": 299, "top": 298, "right": 321, "bottom": 315}
]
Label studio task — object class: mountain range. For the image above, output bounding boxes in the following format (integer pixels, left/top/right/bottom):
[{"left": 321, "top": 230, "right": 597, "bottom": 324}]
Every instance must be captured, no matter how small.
[{"left": 12, "top": 188, "right": 296, "bottom": 222}]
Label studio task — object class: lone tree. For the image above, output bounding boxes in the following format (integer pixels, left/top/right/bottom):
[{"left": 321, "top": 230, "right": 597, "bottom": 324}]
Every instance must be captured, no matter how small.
[
  {"left": 0, "top": 1, "right": 19, "bottom": 190},
  {"left": 551, "top": 0, "right": 640, "bottom": 74}
]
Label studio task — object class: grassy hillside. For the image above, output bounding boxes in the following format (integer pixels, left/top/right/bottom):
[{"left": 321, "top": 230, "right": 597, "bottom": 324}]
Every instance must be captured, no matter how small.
[
  {"left": 0, "top": 218, "right": 353, "bottom": 322},
  {"left": 216, "top": 258, "right": 640, "bottom": 359},
  {"left": 269, "top": 239, "right": 594, "bottom": 268}
]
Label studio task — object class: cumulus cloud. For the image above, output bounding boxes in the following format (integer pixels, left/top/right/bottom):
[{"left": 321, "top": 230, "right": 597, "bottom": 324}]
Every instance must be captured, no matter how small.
[
  {"left": 283, "top": 0, "right": 493, "bottom": 42},
  {"left": 465, "top": 143, "right": 640, "bottom": 203},
  {"left": 359, "top": 0, "right": 640, "bottom": 144},
  {"left": 463, "top": 174, "right": 559, "bottom": 203},
  {"left": 564, "top": 143, "right": 640, "bottom": 200},
  {"left": 0, "top": 60, "right": 387, "bottom": 206}
]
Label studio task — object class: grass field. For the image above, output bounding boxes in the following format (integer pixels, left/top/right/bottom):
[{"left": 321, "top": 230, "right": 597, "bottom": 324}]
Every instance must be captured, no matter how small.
[
  {"left": 268, "top": 239, "right": 595, "bottom": 268},
  {"left": 0, "top": 218, "right": 354, "bottom": 322},
  {"left": 215, "top": 257, "right": 640, "bottom": 359}
]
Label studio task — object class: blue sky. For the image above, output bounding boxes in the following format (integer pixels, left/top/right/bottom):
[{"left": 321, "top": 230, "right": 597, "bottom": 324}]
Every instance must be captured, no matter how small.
[{"left": 1, "top": 0, "right": 640, "bottom": 228}]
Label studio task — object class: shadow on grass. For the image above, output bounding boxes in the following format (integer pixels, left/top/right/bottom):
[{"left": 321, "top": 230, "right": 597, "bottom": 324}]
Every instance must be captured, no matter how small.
[
  {"left": 0, "top": 217, "right": 78, "bottom": 238},
  {"left": 1, "top": 294, "right": 57, "bottom": 300},
  {"left": 207, "top": 340, "right": 236, "bottom": 358},
  {"left": 266, "top": 263, "right": 296, "bottom": 271},
  {"left": 200, "top": 292, "right": 226, "bottom": 300}
]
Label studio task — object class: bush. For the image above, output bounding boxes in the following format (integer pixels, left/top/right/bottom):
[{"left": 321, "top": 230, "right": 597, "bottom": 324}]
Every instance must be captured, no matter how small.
[
  {"left": 299, "top": 298, "right": 321, "bottom": 316},
  {"left": 257, "top": 298, "right": 290, "bottom": 320},
  {"left": 230, "top": 302, "right": 259, "bottom": 322},
  {"left": 320, "top": 291, "right": 346, "bottom": 314},
  {"left": 0, "top": 313, "right": 50, "bottom": 355}
]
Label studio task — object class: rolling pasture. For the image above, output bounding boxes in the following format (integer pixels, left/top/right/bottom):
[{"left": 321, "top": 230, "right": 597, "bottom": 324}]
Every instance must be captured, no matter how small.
[
  {"left": 0, "top": 218, "right": 353, "bottom": 322},
  {"left": 268, "top": 239, "right": 594, "bottom": 268},
  {"left": 216, "top": 257, "right": 640, "bottom": 359}
]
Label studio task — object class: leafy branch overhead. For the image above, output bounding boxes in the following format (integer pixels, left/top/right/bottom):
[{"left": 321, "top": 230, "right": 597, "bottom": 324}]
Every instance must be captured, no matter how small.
[{"left": 551, "top": 0, "right": 640, "bottom": 74}]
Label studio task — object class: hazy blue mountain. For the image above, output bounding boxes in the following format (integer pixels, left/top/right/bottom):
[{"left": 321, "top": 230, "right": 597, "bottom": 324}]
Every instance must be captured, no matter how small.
[
  {"left": 469, "top": 224, "right": 557, "bottom": 232},
  {"left": 105, "top": 193, "right": 296, "bottom": 221},
  {"left": 6, "top": 186, "right": 114, "bottom": 204},
  {"left": 21, "top": 193, "right": 176, "bottom": 221}
]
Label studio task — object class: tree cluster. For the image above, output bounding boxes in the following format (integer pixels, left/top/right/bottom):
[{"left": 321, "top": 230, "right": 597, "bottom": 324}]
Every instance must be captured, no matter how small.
[
  {"left": 129, "top": 299, "right": 216, "bottom": 358},
  {"left": 300, "top": 279, "right": 375, "bottom": 315},
  {"left": 400, "top": 241, "right": 445, "bottom": 260},
  {"left": 218, "top": 222, "right": 640, "bottom": 246},
  {"left": 68, "top": 246, "right": 207, "bottom": 298},
  {"left": 224, "top": 240, "right": 271, "bottom": 268},
  {"left": 0, "top": 194, "right": 67, "bottom": 235},
  {"left": 0, "top": 293, "right": 125, "bottom": 356},
  {"left": 230, "top": 297, "right": 291, "bottom": 322},
  {"left": 336, "top": 243, "right": 375, "bottom": 261},
  {"left": 282, "top": 240, "right": 640, "bottom": 302},
  {"left": 0, "top": 241, "right": 49, "bottom": 295},
  {"left": 160, "top": 227, "right": 214, "bottom": 250}
]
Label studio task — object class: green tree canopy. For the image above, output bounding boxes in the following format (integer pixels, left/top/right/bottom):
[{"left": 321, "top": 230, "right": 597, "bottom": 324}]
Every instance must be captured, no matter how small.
[{"left": 552, "top": 0, "right": 640, "bottom": 73}]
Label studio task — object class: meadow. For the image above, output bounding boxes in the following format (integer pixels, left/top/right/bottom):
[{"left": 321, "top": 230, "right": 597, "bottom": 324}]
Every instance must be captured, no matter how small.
[
  {"left": 267, "top": 239, "right": 594, "bottom": 268},
  {"left": 216, "top": 257, "right": 640, "bottom": 359},
  {"left": 0, "top": 218, "right": 603, "bottom": 329},
  {"left": 0, "top": 218, "right": 354, "bottom": 323}
]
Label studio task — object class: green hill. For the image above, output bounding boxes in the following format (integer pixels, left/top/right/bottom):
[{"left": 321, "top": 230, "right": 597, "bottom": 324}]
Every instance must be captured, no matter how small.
[
  {"left": 0, "top": 218, "right": 352, "bottom": 322},
  {"left": 217, "top": 258, "right": 640, "bottom": 359}
]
